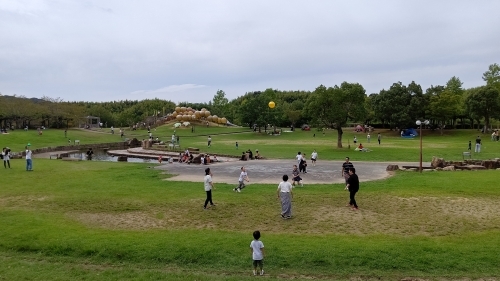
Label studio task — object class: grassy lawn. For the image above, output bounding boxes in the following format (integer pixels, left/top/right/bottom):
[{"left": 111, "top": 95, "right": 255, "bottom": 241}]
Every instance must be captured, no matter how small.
[
  {"left": 1, "top": 127, "right": 500, "bottom": 280},
  {"left": 3, "top": 125, "right": 499, "bottom": 162}
]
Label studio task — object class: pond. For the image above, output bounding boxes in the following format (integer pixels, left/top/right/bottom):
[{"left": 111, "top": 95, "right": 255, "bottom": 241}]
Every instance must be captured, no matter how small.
[{"left": 68, "top": 149, "right": 160, "bottom": 163}]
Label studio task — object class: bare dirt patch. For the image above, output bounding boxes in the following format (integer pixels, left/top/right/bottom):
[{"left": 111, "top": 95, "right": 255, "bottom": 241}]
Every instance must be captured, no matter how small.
[{"left": 65, "top": 194, "right": 500, "bottom": 236}]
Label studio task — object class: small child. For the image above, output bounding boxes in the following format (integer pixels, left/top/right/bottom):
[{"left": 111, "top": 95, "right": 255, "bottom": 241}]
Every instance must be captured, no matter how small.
[
  {"left": 250, "top": 230, "right": 265, "bottom": 276},
  {"left": 236, "top": 141, "right": 239, "bottom": 149},
  {"left": 292, "top": 165, "right": 303, "bottom": 187},
  {"left": 468, "top": 140, "right": 471, "bottom": 151}
]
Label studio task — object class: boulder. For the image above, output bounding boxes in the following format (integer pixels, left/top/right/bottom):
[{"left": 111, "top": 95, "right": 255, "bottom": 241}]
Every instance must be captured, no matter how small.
[
  {"left": 117, "top": 156, "right": 128, "bottom": 162},
  {"left": 431, "top": 156, "right": 445, "bottom": 168},
  {"left": 482, "top": 160, "right": 498, "bottom": 169},
  {"left": 128, "top": 138, "right": 141, "bottom": 147},
  {"left": 386, "top": 164, "right": 399, "bottom": 171},
  {"left": 435, "top": 167, "right": 443, "bottom": 171},
  {"left": 442, "top": 166, "right": 455, "bottom": 171}
]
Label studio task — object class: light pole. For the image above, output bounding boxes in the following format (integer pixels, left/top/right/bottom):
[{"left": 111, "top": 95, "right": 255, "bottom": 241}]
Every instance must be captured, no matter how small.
[{"left": 416, "top": 120, "right": 430, "bottom": 173}]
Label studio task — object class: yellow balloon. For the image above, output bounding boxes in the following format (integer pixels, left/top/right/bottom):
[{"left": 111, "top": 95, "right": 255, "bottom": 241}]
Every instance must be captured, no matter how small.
[{"left": 269, "top": 101, "right": 275, "bottom": 108}]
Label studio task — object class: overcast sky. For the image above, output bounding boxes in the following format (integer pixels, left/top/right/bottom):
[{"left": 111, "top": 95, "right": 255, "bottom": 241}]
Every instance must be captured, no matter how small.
[{"left": 1, "top": 0, "right": 499, "bottom": 104}]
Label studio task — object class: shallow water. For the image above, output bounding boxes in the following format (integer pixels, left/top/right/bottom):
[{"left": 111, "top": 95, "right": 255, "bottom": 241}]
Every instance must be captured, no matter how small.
[{"left": 69, "top": 150, "right": 159, "bottom": 163}]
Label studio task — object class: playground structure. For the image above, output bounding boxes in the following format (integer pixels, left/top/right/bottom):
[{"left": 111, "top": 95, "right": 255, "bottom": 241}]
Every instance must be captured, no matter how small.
[{"left": 164, "top": 107, "right": 228, "bottom": 125}]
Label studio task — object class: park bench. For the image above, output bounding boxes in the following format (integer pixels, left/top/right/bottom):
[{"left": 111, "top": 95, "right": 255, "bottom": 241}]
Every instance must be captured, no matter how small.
[
  {"left": 74, "top": 140, "right": 80, "bottom": 145},
  {"left": 168, "top": 143, "right": 181, "bottom": 151},
  {"left": 462, "top": 152, "right": 471, "bottom": 160}
]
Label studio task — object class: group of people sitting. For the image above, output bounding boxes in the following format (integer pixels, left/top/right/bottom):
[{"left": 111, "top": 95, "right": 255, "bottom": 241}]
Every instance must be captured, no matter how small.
[
  {"left": 240, "top": 149, "right": 263, "bottom": 161},
  {"left": 200, "top": 154, "right": 220, "bottom": 164},
  {"left": 354, "top": 143, "right": 369, "bottom": 152},
  {"left": 179, "top": 149, "right": 194, "bottom": 163}
]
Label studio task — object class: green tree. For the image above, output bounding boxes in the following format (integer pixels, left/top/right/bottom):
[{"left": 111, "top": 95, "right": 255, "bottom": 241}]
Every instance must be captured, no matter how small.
[
  {"left": 307, "top": 82, "right": 366, "bottom": 148},
  {"left": 211, "top": 90, "right": 229, "bottom": 117},
  {"left": 482, "top": 63, "right": 500, "bottom": 89},
  {"left": 429, "top": 89, "right": 461, "bottom": 135},
  {"left": 371, "top": 82, "right": 412, "bottom": 129},
  {"left": 465, "top": 86, "right": 500, "bottom": 131}
]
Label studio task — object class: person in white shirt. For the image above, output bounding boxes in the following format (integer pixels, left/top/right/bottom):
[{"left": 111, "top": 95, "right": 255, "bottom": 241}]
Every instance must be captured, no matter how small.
[
  {"left": 203, "top": 168, "right": 215, "bottom": 209},
  {"left": 295, "top": 152, "right": 303, "bottom": 166},
  {"left": 277, "top": 174, "right": 293, "bottom": 219},
  {"left": 25, "top": 145, "right": 33, "bottom": 171},
  {"left": 207, "top": 136, "right": 212, "bottom": 147},
  {"left": 234, "top": 166, "right": 250, "bottom": 192},
  {"left": 311, "top": 150, "right": 318, "bottom": 167},
  {"left": 250, "top": 230, "right": 265, "bottom": 276}
]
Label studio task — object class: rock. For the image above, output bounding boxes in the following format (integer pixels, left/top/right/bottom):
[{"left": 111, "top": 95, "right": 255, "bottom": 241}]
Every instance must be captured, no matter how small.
[
  {"left": 423, "top": 169, "right": 434, "bottom": 172},
  {"left": 431, "top": 156, "right": 445, "bottom": 168},
  {"left": 408, "top": 168, "right": 418, "bottom": 172},
  {"left": 435, "top": 167, "right": 443, "bottom": 171},
  {"left": 386, "top": 164, "right": 399, "bottom": 171},
  {"left": 399, "top": 168, "right": 407, "bottom": 171},
  {"left": 442, "top": 166, "right": 455, "bottom": 171},
  {"left": 117, "top": 156, "right": 128, "bottom": 162},
  {"left": 482, "top": 160, "right": 497, "bottom": 169},
  {"left": 128, "top": 138, "right": 141, "bottom": 147}
]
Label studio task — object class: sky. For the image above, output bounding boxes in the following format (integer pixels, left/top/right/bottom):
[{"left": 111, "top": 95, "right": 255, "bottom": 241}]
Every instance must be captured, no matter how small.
[{"left": 1, "top": 0, "right": 499, "bottom": 104}]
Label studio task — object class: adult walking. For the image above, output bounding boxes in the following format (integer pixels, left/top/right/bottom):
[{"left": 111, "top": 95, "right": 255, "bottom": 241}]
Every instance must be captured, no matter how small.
[
  {"left": 207, "top": 136, "right": 212, "bottom": 147},
  {"left": 475, "top": 136, "right": 481, "bottom": 153},
  {"left": 203, "top": 168, "right": 215, "bottom": 209},
  {"left": 25, "top": 145, "right": 33, "bottom": 171},
  {"left": 345, "top": 168, "right": 359, "bottom": 210},
  {"left": 377, "top": 133, "right": 381, "bottom": 145},
  {"left": 341, "top": 157, "right": 354, "bottom": 184},
  {"left": 277, "top": 174, "right": 293, "bottom": 219},
  {"left": 234, "top": 166, "right": 250, "bottom": 192}
]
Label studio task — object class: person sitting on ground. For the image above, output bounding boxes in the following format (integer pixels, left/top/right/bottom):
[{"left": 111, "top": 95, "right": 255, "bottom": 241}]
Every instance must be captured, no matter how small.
[
  {"left": 240, "top": 152, "right": 248, "bottom": 161},
  {"left": 247, "top": 149, "right": 253, "bottom": 160},
  {"left": 255, "top": 149, "right": 262, "bottom": 159},
  {"left": 205, "top": 154, "right": 211, "bottom": 164},
  {"left": 358, "top": 143, "right": 363, "bottom": 150},
  {"left": 212, "top": 155, "right": 220, "bottom": 162}
]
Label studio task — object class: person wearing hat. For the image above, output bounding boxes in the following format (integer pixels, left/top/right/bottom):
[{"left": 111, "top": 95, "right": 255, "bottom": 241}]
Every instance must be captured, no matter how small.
[{"left": 25, "top": 144, "right": 33, "bottom": 171}]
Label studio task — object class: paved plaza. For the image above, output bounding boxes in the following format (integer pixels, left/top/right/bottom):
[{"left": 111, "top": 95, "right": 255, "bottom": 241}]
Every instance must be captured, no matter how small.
[{"left": 156, "top": 158, "right": 429, "bottom": 185}]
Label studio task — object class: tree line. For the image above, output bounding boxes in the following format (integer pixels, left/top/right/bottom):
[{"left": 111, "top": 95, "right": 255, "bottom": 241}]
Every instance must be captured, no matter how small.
[{"left": 1, "top": 63, "right": 499, "bottom": 146}]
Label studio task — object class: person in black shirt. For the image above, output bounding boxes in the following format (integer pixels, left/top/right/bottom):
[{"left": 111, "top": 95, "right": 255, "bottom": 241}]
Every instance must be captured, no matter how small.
[
  {"left": 86, "top": 148, "right": 94, "bottom": 160},
  {"left": 345, "top": 168, "right": 359, "bottom": 210},
  {"left": 341, "top": 157, "right": 354, "bottom": 184}
]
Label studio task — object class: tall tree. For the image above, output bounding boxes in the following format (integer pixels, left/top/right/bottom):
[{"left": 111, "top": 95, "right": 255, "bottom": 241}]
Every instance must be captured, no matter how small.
[
  {"left": 482, "top": 63, "right": 500, "bottom": 90},
  {"left": 465, "top": 86, "right": 500, "bottom": 131},
  {"left": 371, "top": 82, "right": 412, "bottom": 129},
  {"left": 307, "top": 82, "right": 366, "bottom": 148},
  {"left": 211, "top": 90, "right": 229, "bottom": 117}
]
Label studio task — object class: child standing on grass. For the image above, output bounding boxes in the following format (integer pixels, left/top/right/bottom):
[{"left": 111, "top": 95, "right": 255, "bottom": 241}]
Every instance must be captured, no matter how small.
[{"left": 250, "top": 230, "right": 265, "bottom": 276}]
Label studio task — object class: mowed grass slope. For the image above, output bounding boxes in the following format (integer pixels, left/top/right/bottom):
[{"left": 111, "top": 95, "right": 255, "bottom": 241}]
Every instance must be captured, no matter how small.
[{"left": 1, "top": 159, "right": 500, "bottom": 280}]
